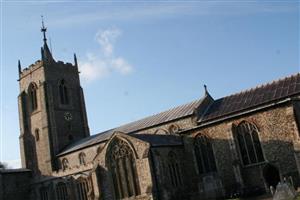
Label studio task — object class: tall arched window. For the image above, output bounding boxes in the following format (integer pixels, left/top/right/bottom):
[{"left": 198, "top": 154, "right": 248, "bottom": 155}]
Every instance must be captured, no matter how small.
[
  {"left": 167, "top": 151, "right": 183, "bottom": 187},
  {"left": 234, "top": 121, "right": 264, "bottom": 165},
  {"left": 194, "top": 135, "right": 217, "bottom": 174},
  {"left": 56, "top": 182, "right": 69, "bottom": 200},
  {"left": 62, "top": 158, "right": 69, "bottom": 171},
  {"left": 59, "top": 80, "right": 69, "bottom": 105},
  {"left": 79, "top": 152, "right": 86, "bottom": 165},
  {"left": 40, "top": 186, "right": 49, "bottom": 200},
  {"left": 28, "top": 83, "right": 38, "bottom": 111},
  {"left": 107, "top": 139, "right": 140, "bottom": 199},
  {"left": 76, "top": 178, "right": 89, "bottom": 200}
]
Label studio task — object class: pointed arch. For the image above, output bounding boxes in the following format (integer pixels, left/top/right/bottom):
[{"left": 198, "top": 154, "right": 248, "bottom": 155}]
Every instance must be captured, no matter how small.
[
  {"left": 106, "top": 137, "right": 140, "bottom": 199},
  {"left": 194, "top": 134, "right": 217, "bottom": 174},
  {"left": 233, "top": 121, "right": 264, "bottom": 165},
  {"left": 154, "top": 128, "right": 169, "bottom": 135},
  {"left": 28, "top": 82, "right": 38, "bottom": 111},
  {"left": 168, "top": 124, "right": 180, "bottom": 134},
  {"left": 62, "top": 158, "right": 69, "bottom": 171},
  {"left": 59, "top": 79, "right": 69, "bottom": 105}
]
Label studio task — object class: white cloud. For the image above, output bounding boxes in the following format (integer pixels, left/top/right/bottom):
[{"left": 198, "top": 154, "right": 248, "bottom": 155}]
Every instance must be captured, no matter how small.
[
  {"left": 4, "top": 159, "right": 21, "bottom": 169},
  {"left": 79, "top": 27, "right": 133, "bottom": 82},
  {"left": 49, "top": 2, "right": 298, "bottom": 28},
  {"left": 96, "top": 28, "right": 121, "bottom": 57}
]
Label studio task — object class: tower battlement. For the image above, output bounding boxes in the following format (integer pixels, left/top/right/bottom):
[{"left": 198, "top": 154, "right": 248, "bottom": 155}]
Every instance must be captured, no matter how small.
[{"left": 19, "top": 59, "right": 77, "bottom": 81}]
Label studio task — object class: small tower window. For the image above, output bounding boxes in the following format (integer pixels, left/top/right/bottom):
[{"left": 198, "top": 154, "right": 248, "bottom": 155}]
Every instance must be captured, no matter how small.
[
  {"left": 62, "top": 158, "right": 69, "bottom": 170},
  {"left": 35, "top": 129, "right": 40, "bottom": 141},
  {"left": 59, "top": 80, "right": 69, "bottom": 105},
  {"left": 28, "top": 83, "right": 38, "bottom": 111},
  {"left": 79, "top": 152, "right": 86, "bottom": 165}
]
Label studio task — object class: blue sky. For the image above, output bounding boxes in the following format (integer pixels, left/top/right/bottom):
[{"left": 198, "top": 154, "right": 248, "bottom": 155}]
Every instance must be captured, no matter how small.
[{"left": 1, "top": 1, "right": 299, "bottom": 168}]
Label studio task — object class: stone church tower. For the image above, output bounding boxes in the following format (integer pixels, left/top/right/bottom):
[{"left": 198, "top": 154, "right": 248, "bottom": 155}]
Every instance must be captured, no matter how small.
[{"left": 18, "top": 20, "right": 89, "bottom": 176}]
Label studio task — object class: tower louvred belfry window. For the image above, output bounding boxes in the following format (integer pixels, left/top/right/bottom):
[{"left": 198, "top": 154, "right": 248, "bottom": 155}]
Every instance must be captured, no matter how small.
[
  {"left": 28, "top": 83, "right": 38, "bottom": 111},
  {"left": 107, "top": 139, "right": 140, "bottom": 199},
  {"left": 59, "top": 79, "right": 69, "bottom": 105},
  {"left": 194, "top": 135, "right": 217, "bottom": 174},
  {"left": 234, "top": 121, "right": 264, "bottom": 165}
]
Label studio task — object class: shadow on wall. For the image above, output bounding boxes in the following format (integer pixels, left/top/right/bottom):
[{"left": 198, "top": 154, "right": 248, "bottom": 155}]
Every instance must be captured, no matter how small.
[
  {"left": 4, "top": 134, "right": 300, "bottom": 200},
  {"left": 183, "top": 134, "right": 300, "bottom": 200}
]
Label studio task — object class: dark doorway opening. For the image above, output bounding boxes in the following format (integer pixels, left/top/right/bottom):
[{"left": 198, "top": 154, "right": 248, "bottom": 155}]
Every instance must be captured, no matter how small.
[{"left": 263, "top": 164, "right": 280, "bottom": 188}]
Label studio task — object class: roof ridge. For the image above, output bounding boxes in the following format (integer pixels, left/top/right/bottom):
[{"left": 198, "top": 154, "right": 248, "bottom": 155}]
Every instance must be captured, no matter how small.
[
  {"left": 220, "top": 72, "right": 300, "bottom": 100},
  {"left": 114, "top": 98, "right": 201, "bottom": 131}
]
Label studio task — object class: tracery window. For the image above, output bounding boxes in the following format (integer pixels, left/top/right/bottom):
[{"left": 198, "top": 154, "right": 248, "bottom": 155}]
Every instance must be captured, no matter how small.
[
  {"left": 76, "top": 178, "right": 89, "bottom": 200},
  {"left": 79, "top": 152, "right": 86, "bottom": 165},
  {"left": 28, "top": 83, "right": 38, "bottom": 111},
  {"left": 56, "top": 182, "right": 69, "bottom": 200},
  {"left": 194, "top": 135, "right": 217, "bottom": 174},
  {"left": 107, "top": 139, "right": 140, "bottom": 199},
  {"left": 234, "top": 121, "right": 264, "bottom": 165},
  {"left": 62, "top": 158, "right": 69, "bottom": 170},
  {"left": 40, "top": 187, "right": 49, "bottom": 200},
  {"left": 167, "top": 151, "right": 183, "bottom": 187},
  {"left": 59, "top": 79, "right": 69, "bottom": 105}
]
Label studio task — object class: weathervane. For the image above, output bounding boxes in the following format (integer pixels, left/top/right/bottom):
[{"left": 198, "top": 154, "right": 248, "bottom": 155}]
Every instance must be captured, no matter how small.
[{"left": 41, "top": 15, "right": 47, "bottom": 43}]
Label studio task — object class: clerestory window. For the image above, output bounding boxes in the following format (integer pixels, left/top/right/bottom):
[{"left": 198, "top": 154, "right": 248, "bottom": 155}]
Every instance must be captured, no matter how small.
[
  {"left": 79, "top": 152, "right": 86, "bottom": 165},
  {"left": 62, "top": 158, "right": 69, "bottom": 171}
]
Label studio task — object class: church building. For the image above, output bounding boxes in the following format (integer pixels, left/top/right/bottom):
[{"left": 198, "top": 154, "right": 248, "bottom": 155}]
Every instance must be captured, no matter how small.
[{"left": 1, "top": 22, "right": 300, "bottom": 200}]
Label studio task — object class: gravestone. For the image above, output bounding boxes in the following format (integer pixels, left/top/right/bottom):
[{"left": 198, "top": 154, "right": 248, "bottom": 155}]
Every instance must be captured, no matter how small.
[{"left": 272, "top": 181, "right": 296, "bottom": 200}]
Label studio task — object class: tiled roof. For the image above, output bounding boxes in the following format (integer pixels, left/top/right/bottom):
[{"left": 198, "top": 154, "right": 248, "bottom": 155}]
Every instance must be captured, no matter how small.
[
  {"left": 58, "top": 99, "right": 202, "bottom": 155},
  {"left": 201, "top": 73, "right": 300, "bottom": 122},
  {"left": 59, "top": 73, "right": 300, "bottom": 156}
]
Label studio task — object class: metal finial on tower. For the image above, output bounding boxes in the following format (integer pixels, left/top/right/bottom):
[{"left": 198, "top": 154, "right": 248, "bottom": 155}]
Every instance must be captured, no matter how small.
[
  {"left": 18, "top": 60, "right": 22, "bottom": 75},
  {"left": 41, "top": 15, "right": 47, "bottom": 43},
  {"left": 74, "top": 53, "right": 78, "bottom": 67}
]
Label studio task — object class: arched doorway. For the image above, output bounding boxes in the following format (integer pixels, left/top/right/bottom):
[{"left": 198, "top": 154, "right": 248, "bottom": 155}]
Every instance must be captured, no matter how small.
[{"left": 263, "top": 164, "right": 280, "bottom": 188}]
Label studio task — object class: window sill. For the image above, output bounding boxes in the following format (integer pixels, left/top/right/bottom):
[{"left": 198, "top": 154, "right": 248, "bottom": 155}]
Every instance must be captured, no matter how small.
[
  {"left": 31, "top": 110, "right": 41, "bottom": 116},
  {"left": 58, "top": 103, "right": 73, "bottom": 110},
  {"left": 242, "top": 161, "right": 266, "bottom": 169}
]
